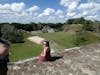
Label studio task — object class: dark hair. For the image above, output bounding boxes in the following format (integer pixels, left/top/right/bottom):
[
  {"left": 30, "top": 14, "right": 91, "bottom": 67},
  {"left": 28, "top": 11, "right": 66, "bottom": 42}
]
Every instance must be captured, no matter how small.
[
  {"left": 43, "top": 41, "right": 50, "bottom": 47},
  {"left": 0, "top": 39, "right": 10, "bottom": 49}
]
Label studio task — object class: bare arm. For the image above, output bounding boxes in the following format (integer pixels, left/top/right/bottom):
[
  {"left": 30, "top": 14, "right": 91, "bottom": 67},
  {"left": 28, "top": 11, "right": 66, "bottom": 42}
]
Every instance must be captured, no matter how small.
[{"left": 41, "top": 47, "right": 48, "bottom": 56}]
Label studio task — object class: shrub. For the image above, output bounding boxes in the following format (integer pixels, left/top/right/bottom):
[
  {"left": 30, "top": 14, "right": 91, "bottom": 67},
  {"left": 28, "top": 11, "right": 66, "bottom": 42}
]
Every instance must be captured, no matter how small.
[
  {"left": 74, "top": 32, "right": 88, "bottom": 46},
  {"left": 82, "top": 21, "right": 95, "bottom": 31},
  {"left": 1, "top": 25, "right": 24, "bottom": 43}
]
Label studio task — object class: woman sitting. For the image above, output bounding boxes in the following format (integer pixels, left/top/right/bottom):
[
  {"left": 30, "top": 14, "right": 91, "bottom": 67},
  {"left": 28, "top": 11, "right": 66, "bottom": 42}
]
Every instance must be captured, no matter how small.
[{"left": 38, "top": 41, "right": 51, "bottom": 62}]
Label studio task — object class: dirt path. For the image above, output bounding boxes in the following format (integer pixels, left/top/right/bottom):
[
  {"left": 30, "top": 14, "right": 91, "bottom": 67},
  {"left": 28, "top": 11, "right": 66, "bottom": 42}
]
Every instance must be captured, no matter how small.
[{"left": 27, "top": 36, "right": 45, "bottom": 44}]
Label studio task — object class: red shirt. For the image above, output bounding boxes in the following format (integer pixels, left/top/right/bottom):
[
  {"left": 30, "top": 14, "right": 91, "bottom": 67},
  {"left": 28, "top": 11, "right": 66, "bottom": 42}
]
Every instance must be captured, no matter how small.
[{"left": 38, "top": 47, "right": 51, "bottom": 62}]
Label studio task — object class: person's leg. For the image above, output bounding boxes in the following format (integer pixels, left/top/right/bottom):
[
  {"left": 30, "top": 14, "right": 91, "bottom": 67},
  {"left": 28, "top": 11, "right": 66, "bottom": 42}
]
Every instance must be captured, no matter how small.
[{"left": 38, "top": 56, "right": 46, "bottom": 62}]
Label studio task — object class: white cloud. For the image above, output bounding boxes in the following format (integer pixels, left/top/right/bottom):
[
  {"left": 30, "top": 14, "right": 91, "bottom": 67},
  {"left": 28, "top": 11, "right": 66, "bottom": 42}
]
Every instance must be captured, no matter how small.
[
  {"left": 11, "top": 2, "right": 25, "bottom": 12},
  {"left": 0, "top": 2, "right": 25, "bottom": 15},
  {"left": 61, "top": 0, "right": 100, "bottom": 21},
  {"left": 0, "top": 0, "right": 99, "bottom": 23},
  {"left": 19, "top": 11, "right": 28, "bottom": 16},
  {"left": 67, "top": 12, "right": 76, "bottom": 17},
  {"left": 37, "top": 15, "right": 65, "bottom": 23},
  {"left": 78, "top": 2, "right": 94, "bottom": 10},
  {"left": 37, "top": 8, "right": 65, "bottom": 23},
  {"left": 55, "top": 9, "right": 63, "bottom": 15},
  {"left": 38, "top": 8, "right": 55, "bottom": 17},
  {"left": 44, "top": 8, "right": 54, "bottom": 15},
  {"left": 26, "top": 5, "right": 39, "bottom": 16},
  {"left": 67, "top": 1, "right": 78, "bottom": 12},
  {"left": 47, "top": 16, "right": 55, "bottom": 22},
  {"left": 26, "top": 5, "right": 39, "bottom": 12},
  {"left": 60, "top": 0, "right": 80, "bottom": 7},
  {"left": 0, "top": 2, "right": 65, "bottom": 23},
  {"left": 86, "top": 15, "right": 98, "bottom": 18},
  {"left": 55, "top": 9, "right": 64, "bottom": 19},
  {"left": 73, "top": 14, "right": 82, "bottom": 18},
  {"left": 0, "top": 4, "right": 12, "bottom": 15},
  {"left": 88, "top": 0, "right": 100, "bottom": 3},
  {"left": 0, "top": 9, "right": 13, "bottom": 14},
  {"left": 58, "top": 15, "right": 64, "bottom": 18},
  {"left": 82, "top": 12, "right": 88, "bottom": 16},
  {"left": 86, "top": 15, "right": 98, "bottom": 20},
  {"left": 0, "top": 2, "right": 40, "bottom": 23},
  {"left": 60, "top": 0, "right": 80, "bottom": 20},
  {"left": 77, "top": 2, "right": 100, "bottom": 17},
  {"left": 0, "top": 4, "right": 10, "bottom": 10},
  {"left": 43, "top": 8, "right": 55, "bottom": 15}
]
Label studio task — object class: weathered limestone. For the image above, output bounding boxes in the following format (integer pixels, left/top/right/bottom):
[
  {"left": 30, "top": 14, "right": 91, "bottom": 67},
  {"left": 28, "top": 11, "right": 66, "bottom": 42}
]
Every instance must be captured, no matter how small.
[{"left": 8, "top": 43, "right": 100, "bottom": 75}]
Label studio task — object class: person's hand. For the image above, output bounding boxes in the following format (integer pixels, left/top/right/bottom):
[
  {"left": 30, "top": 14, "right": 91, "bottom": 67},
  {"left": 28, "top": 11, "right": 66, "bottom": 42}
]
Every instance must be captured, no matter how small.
[{"left": 40, "top": 51, "right": 45, "bottom": 56}]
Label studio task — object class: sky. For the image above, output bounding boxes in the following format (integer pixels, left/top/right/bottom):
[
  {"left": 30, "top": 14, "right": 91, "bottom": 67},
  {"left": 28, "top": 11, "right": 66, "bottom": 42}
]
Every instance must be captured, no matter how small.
[{"left": 0, "top": 0, "right": 100, "bottom": 23}]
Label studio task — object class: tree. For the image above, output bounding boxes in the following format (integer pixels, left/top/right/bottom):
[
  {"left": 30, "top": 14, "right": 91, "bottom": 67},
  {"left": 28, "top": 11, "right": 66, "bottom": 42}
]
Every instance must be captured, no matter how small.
[
  {"left": 74, "top": 32, "right": 87, "bottom": 46},
  {"left": 13, "top": 30, "right": 24, "bottom": 43},
  {"left": 67, "top": 19, "right": 74, "bottom": 24},
  {"left": 82, "top": 21, "right": 94, "bottom": 31},
  {"left": 93, "top": 20, "right": 100, "bottom": 33},
  {"left": 1, "top": 25, "right": 24, "bottom": 43},
  {"left": 1, "top": 25, "right": 16, "bottom": 40}
]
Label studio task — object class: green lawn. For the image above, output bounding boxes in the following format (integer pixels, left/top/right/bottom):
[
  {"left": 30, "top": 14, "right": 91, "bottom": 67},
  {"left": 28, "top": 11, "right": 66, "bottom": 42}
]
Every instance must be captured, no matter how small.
[
  {"left": 37, "top": 31, "right": 100, "bottom": 49},
  {"left": 10, "top": 40, "right": 42, "bottom": 62},
  {"left": 37, "top": 32, "right": 76, "bottom": 49},
  {"left": 9, "top": 31, "right": 100, "bottom": 62},
  {"left": 63, "top": 24, "right": 83, "bottom": 32}
]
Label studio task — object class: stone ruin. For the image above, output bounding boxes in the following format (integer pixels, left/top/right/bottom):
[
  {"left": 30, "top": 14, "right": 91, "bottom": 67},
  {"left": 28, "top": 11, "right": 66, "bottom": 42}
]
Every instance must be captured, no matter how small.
[{"left": 8, "top": 43, "right": 100, "bottom": 75}]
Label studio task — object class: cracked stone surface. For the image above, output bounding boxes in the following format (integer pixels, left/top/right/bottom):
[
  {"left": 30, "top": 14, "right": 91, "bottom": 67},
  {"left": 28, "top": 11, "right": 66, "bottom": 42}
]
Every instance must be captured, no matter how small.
[{"left": 8, "top": 43, "right": 100, "bottom": 75}]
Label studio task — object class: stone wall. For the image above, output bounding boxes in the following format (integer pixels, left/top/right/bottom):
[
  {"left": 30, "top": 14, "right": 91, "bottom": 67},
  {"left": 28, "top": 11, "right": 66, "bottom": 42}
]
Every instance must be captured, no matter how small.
[{"left": 8, "top": 43, "right": 100, "bottom": 75}]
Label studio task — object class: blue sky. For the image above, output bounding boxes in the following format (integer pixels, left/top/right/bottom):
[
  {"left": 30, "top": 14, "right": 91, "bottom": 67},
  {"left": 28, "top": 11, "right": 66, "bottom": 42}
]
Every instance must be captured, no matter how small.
[
  {"left": 0, "top": 0, "right": 100, "bottom": 23},
  {"left": 0, "top": 0, "right": 62, "bottom": 9}
]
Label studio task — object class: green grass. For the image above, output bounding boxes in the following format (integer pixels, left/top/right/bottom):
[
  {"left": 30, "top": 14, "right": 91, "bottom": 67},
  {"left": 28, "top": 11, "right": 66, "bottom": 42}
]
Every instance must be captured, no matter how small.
[
  {"left": 9, "top": 31, "right": 100, "bottom": 62},
  {"left": 37, "top": 32, "right": 76, "bottom": 49},
  {"left": 10, "top": 40, "right": 42, "bottom": 62},
  {"left": 37, "top": 31, "right": 100, "bottom": 49},
  {"left": 75, "top": 31, "right": 100, "bottom": 46},
  {"left": 63, "top": 24, "right": 83, "bottom": 31}
]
